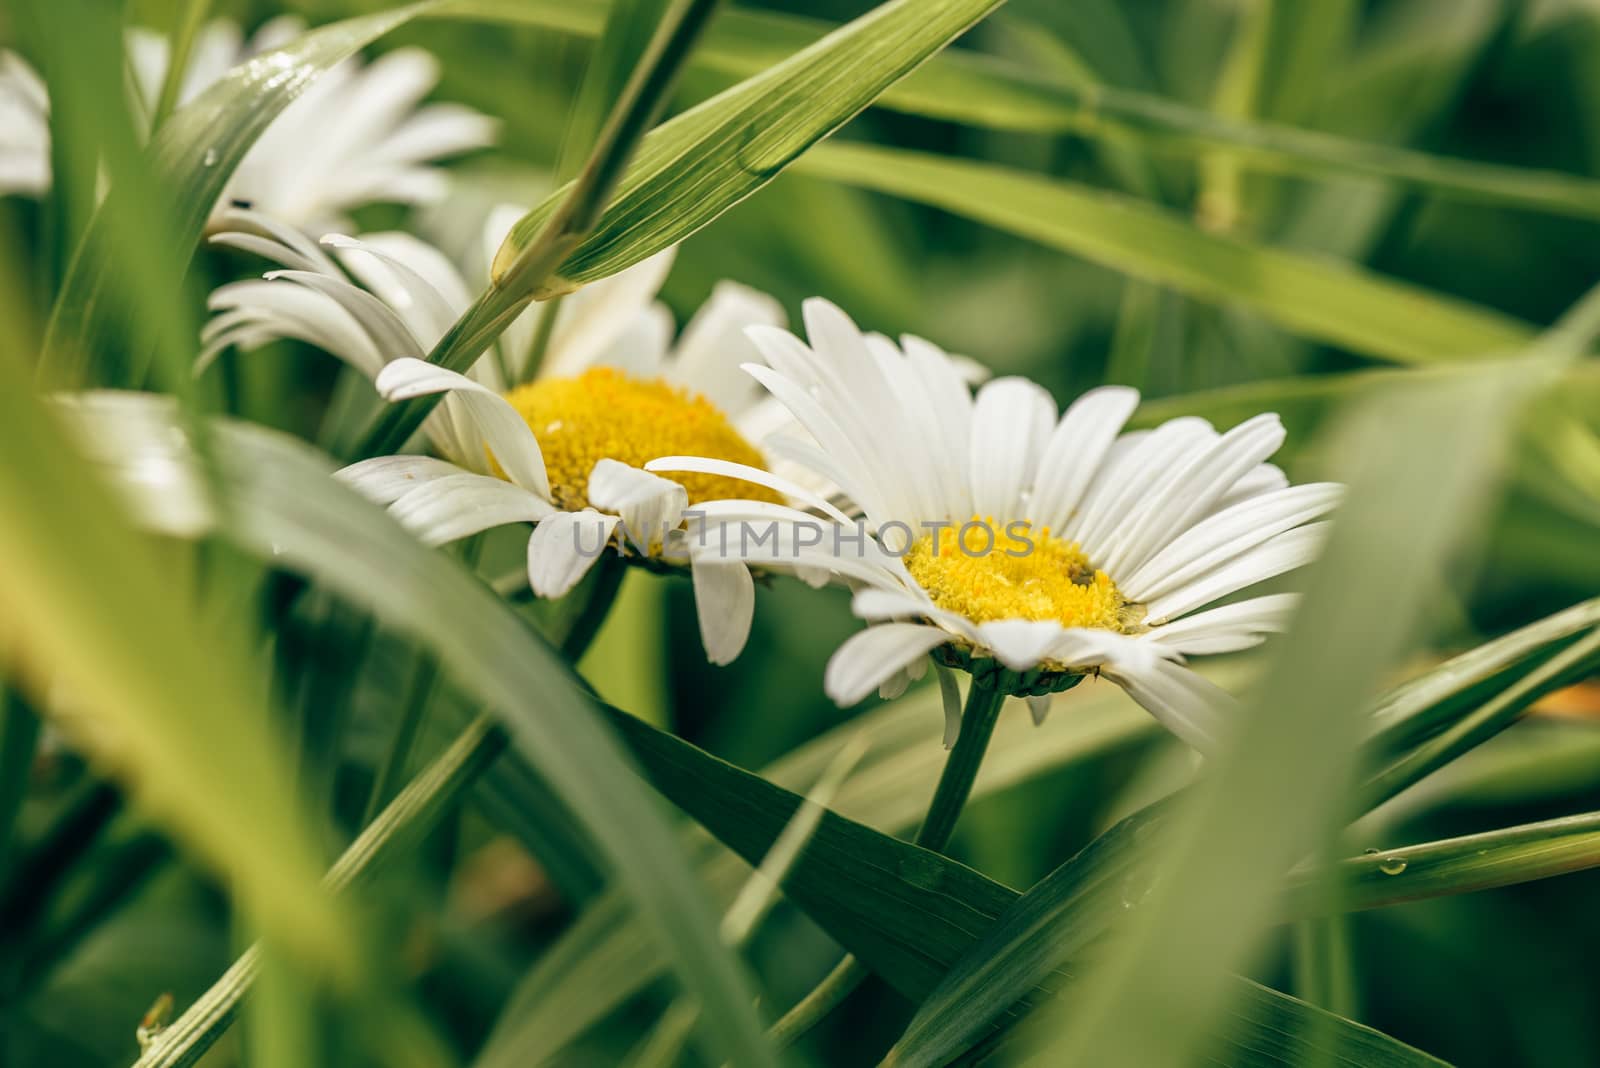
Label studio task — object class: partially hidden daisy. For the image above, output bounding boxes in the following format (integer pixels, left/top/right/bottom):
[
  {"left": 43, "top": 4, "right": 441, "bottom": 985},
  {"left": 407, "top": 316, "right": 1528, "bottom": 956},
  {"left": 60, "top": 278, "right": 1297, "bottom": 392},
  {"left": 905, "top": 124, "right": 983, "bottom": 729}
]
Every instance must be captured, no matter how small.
[
  {"left": 1, "top": 18, "right": 494, "bottom": 230},
  {"left": 203, "top": 207, "right": 806, "bottom": 664},
  {"left": 648, "top": 299, "right": 1343, "bottom": 748}
]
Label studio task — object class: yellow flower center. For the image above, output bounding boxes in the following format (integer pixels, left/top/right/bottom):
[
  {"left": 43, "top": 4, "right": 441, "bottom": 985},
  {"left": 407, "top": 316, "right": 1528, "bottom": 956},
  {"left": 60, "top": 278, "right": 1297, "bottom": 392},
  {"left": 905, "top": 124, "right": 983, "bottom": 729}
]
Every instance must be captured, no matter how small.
[
  {"left": 905, "top": 516, "right": 1135, "bottom": 631},
  {"left": 503, "top": 367, "right": 781, "bottom": 511}
]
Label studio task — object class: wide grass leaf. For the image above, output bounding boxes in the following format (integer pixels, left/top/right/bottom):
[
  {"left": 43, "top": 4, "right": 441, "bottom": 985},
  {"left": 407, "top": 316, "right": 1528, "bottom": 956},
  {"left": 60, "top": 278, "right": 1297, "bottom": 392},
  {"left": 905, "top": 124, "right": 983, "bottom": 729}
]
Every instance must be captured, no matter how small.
[
  {"left": 592, "top": 698, "right": 1447, "bottom": 1066},
  {"left": 797, "top": 142, "right": 1535, "bottom": 365},
  {"left": 0, "top": 390, "right": 347, "bottom": 973},
  {"left": 55, "top": 393, "right": 777, "bottom": 1068},
  {"left": 486, "top": 0, "right": 1007, "bottom": 293},
  {"left": 450, "top": 0, "right": 1600, "bottom": 222}
]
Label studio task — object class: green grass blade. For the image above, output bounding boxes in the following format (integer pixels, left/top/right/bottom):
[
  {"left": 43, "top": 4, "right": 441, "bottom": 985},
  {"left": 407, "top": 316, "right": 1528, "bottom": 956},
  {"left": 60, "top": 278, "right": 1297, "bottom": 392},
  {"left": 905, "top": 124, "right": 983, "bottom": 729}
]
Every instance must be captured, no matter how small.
[
  {"left": 0, "top": 395, "right": 348, "bottom": 973},
  {"left": 796, "top": 142, "right": 1535, "bottom": 364},
  {"left": 61, "top": 394, "right": 777, "bottom": 1068},
  {"left": 487, "top": 0, "right": 1007, "bottom": 297},
  {"left": 39, "top": 4, "right": 432, "bottom": 386},
  {"left": 1295, "top": 808, "right": 1600, "bottom": 916},
  {"left": 553, "top": 0, "right": 677, "bottom": 184},
  {"left": 476, "top": 672, "right": 1168, "bottom": 1065},
  {"left": 443, "top": 0, "right": 1600, "bottom": 221},
  {"left": 885, "top": 597, "right": 1600, "bottom": 1068},
  {"left": 1023, "top": 305, "right": 1599, "bottom": 1068},
  {"left": 592, "top": 698, "right": 1445, "bottom": 1067},
  {"left": 134, "top": 714, "right": 505, "bottom": 1068}
]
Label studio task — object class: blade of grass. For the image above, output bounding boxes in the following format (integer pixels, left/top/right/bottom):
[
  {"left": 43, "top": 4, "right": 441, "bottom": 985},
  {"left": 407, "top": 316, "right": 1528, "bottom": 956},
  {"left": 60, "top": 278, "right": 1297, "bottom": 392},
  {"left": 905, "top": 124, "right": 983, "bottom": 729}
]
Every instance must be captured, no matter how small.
[
  {"left": 882, "top": 596, "right": 1600, "bottom": 1068},
  {"left": 38, "top": 4, "right": 431, "bottom": 387},
  {"left": 61, "top": 394, "right": 777, "bottom": 1068},
  {"left": 0, "top": 689, "right": 40, "bottom": 878},
  {"left": 442, "top": 0, "right": 1600, "bottom": 221},
  {"left": 797, "top": 141, "right": 1535, "bottom": 364},
  {"left": 357, "top": 0, "right": 733, "bottom": 454},
  {"left": 148, "top": 0, "right": 214, "bottom": 132},
  {"left": 474, "top": 673, "right": 1167, "bottom": 1066},
  {"left": 135, "top": 714, "right": 506, "bottom": 1068},
  {"left": 1295, "top": 808, "right": 1600, "bottom": 915},
  {"left": 1019, "top": 290, "right": 1600, "bottom": 1068},
  {"left": 594, "top": 699, "right": 1445, "bottom": 1068}
]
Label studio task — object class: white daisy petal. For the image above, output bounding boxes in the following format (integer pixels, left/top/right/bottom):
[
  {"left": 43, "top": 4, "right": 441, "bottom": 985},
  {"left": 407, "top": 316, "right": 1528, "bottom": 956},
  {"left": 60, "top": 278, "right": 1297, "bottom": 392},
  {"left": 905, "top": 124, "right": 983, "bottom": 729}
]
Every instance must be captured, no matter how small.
[
  {"left": 1122, "top": 483, "right": 1342, "bottom": 603},
  {"left": 375, "top": 358, "right": 551, "bottom": 497},
  {"left": 389, "top": 473, "right": 554, "bottom": 546},
  {"left": 644, "top": 455, "right": 853, "bottom": 525},
  {"left": 969, "top": 377, "right": 1057, "bottom": 520},
  {"left": 589, "top": 302, "right": 674, "bottom": 380},
  {"left": 542, "top": 247, "right": 677, "bottom": 378},
  {"left": 975, "top": 619, "right": 1068, "bottom": 672},
  {"left": 334, "top": 455, "right": 465, "bottom": 505},
  {"left": 1145, "top": 522, "right": 1331, "bottom": 624},
  {"left": 262, "top": 268, "right": 426, "bottom": 362},
  {"left": 1146, "top": 593, "right": 1299, "bottom": 655},
  {"left": 1069, "top": 417, "right": 1213, "bottom": 551},
  {"left": 1212, "top": 462, "right": 1288, "bottom": 514},
  {"left": 691, "top": 556, "right": 756, "bottom": 666},
  {"left": 667, "top": 281, "right": 785, "bottom": 412},
  {"left": 1027, "top": 385, "right": 1140, "bottom": 532},
  {"left": 526, "top": 511, "right": 620, "bottom": 598},
  {"left": 1100, "top": 658, "right": 1235, "bottom": 753},
  {"left": 1098, "top": 413, "right": 1287, "bottom": 576},
  {"left": 587, "top": 459, "right": 688, "bottom": 555},
  {"left": 202, "top": 280, "right": 386, "bottom": 377},
  {"left": 324, "top": 232, "right": 470, "bottom": 345},
  {"left": 851, "top": 588, "right": 976, "bottom": 639},
  {"left": 823, "top": 624, "right": 950, "bottom": 706}
]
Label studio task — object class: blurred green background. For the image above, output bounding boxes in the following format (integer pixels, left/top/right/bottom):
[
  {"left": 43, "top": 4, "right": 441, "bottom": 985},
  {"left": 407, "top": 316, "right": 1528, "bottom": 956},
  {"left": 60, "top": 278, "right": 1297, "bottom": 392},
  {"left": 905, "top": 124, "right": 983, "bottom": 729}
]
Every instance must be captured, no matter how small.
[{"left": 4, "top": 1, "right": 1600, "bottom": 1065}]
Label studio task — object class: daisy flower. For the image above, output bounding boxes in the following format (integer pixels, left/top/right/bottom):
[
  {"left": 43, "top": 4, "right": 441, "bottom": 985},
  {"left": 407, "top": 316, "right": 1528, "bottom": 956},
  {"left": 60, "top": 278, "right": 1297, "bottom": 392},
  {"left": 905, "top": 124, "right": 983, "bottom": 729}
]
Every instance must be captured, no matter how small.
[
  {"left": 648, "top": 299, "right": 1342, "bottom": 748},
  {"left": 0, "top": 18, "right": 494, "bottom": 230},
  {"left": 203, "top": 206, "right": 804, "bottom": 664}
]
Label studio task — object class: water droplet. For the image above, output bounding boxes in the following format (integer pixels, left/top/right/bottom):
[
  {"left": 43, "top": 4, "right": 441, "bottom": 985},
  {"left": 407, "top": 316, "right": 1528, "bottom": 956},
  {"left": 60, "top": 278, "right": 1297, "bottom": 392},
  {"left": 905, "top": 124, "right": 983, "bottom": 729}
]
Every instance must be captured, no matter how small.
[
  {"left": 202, "top": 148, "right": 218, "bottom": 167},
  {"left": 1362, "top": 847, "right": 1379, "bottom": 856},
  {"left": 1120, "top": 868, "right": 1158, "bottom": 909},
  {"left": 1378, "top": 856, "right": 1407, "bottom": 876}
]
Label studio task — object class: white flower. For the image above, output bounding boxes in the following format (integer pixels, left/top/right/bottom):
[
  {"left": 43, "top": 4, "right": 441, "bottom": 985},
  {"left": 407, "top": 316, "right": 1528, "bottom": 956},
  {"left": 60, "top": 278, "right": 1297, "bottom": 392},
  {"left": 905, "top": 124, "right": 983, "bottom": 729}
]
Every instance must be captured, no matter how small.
[
  {"left": 0, "top": 52, "right": 48, "bottom": 197},
  {"left": 205, "top": 207, "right": 816, "bottom": 664},
  {"left": 651, "top": 299, "right": 1342, "bottom": 749},
  {"left": 0, "top": 18, "right": 495, "bottom": 230}
]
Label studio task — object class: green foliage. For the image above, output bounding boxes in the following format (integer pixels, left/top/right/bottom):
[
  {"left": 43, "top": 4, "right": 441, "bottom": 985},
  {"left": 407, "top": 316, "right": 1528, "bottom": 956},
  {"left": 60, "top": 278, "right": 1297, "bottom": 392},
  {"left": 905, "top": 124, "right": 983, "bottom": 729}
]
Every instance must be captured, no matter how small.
[{"left": 5, "top": 1, "right": 1600, "bottom": 1066}]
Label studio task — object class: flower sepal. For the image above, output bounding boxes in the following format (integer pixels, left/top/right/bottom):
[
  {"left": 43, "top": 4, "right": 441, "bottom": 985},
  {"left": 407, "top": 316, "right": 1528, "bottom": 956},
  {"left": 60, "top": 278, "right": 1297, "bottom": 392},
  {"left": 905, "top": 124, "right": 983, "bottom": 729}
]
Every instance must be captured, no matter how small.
[{"left": 932, "top": 643, "right": 1089, "bottom": 699}]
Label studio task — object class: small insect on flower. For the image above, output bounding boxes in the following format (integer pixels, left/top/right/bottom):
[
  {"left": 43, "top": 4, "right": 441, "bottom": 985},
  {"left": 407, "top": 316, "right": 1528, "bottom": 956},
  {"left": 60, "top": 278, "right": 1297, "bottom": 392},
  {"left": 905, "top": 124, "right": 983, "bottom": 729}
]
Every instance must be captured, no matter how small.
[{"left": 651, "top": 299, "right": 1343, "bottom": 749}]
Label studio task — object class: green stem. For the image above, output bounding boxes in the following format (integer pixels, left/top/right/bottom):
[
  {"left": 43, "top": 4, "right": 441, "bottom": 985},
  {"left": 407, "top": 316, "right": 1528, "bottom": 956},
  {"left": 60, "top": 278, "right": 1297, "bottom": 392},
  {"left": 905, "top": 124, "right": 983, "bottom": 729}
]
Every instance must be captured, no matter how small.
[
  {"left": 0, "top": 687, "right": 40, "bottom": 878},
  {"left": 348, "top": 0, "right": 722, "bottom": 462},
  {"left": 149, "top": 0, "right": 213, "bottom": 133},
  {"left": 134, "top": 714, "right": 507, "bottom": 1068},
  {"left": 360, "top": 538, "right": 483, "bottom": 826},
  {"left": 560, "top": 553, "right": 629, "bottom": 661},
  {"left": 914, "top": 683, "right": 1005, "bottom": 850},
  {"left": 767, "top": 680, "right": 1007, "bottom": 1047},
  {"left": 361, "top": 654, "right": 439, "bottom": 828},
  {"left": 516, "top": 293, "right": 564, "bottom": 386}
]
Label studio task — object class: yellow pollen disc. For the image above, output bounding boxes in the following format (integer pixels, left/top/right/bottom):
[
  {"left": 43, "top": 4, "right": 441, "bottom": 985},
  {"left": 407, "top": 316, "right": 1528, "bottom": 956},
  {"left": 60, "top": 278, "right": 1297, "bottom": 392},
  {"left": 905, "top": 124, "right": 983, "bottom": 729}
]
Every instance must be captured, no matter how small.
[
  {"left": 905, "top": 516, "right": 1133, "bottom": 632},
  {"left": 502, "top": 367, "right": 782, "bottom": 512}
]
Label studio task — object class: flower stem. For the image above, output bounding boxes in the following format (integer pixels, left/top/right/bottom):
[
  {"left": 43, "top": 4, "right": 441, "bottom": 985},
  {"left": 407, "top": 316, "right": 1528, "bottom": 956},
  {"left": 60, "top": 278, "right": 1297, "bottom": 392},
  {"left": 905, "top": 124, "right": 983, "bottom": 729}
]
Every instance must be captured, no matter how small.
[
  {"left": 134, "top": 714, "right": 507, "bottom": 1068},
  {"left": 149, "top": 0, "right": 213, "bottom": 133},
  {"left": 767, "top": 680, "right": 1007, "bottom": 1047},
  {"left": 914, "top": 682, "right": 1005, "bottom": 850},
  {"left": 560, "top": 552, "right": 629, "bottom": 661}
]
